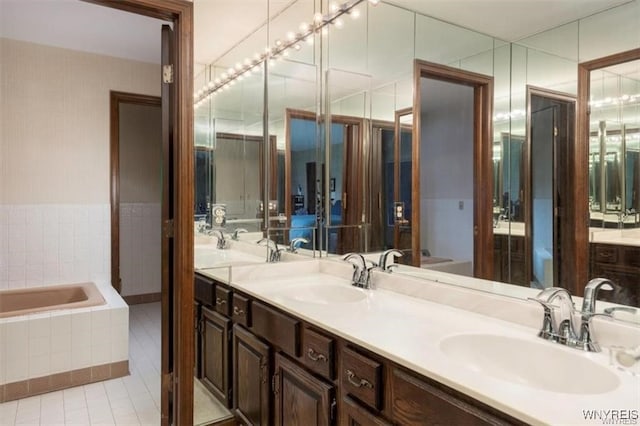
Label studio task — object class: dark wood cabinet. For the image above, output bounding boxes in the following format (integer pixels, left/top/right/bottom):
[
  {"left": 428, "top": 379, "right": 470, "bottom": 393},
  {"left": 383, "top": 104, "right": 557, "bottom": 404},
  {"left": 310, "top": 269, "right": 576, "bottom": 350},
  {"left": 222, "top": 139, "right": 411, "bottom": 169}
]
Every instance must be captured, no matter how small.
[
  {"left": 340, "top": 396, "right": 391, "bottom": 426},
  {"left": 194, "top": 301, "right": 202, "bottom": 378},
  {"left": 233, "top": 324, "right": 271, "bottom": 426},
  {"left": 273, "top": 353, "right": 335, "bottom": 426},
  {"left": 494, "top": 234, "right": 527, "bottom": 286},
  {"left": 590, "top": 243, "right": 640, "bottom": 307},
  {"left": 390, "top": 368, "right": 522, "bottom": 426},
  {"left": 201, "top": 306, "right": 232, "bottom": 407}
]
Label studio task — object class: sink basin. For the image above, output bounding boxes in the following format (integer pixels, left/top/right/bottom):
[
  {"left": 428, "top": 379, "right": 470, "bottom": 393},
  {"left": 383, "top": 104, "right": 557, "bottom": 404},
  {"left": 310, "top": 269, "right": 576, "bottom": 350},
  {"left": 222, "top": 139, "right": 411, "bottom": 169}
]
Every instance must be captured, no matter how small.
[
  {"left": 440, "top": 334, "right": 620, "bottom": 394},
  {"left": 283, "top": 284, "right": 367, "bottom": 305}
]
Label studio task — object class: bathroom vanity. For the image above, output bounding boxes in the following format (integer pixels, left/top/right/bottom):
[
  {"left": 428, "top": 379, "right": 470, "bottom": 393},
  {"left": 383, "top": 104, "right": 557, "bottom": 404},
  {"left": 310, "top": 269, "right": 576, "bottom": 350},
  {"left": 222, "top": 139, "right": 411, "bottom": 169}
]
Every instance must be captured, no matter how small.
[{"left": 193, "top": 257, "right": 639, "bottom": 426}]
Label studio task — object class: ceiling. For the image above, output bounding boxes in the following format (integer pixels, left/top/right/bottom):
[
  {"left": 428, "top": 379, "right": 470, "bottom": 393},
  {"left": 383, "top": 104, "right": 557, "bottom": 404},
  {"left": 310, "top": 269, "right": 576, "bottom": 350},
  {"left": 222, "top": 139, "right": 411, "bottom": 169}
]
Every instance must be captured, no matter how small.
[{"left": 0, "top": 0, "right": 634, "bottom": 67}]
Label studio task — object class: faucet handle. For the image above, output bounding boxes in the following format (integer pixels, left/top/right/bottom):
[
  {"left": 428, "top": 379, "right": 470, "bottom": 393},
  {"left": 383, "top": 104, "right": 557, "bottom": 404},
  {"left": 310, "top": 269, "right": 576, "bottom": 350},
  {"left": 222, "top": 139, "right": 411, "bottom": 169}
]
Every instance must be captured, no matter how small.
[{"left": 528, "top": 297, "right": 555, "bottom": 340}]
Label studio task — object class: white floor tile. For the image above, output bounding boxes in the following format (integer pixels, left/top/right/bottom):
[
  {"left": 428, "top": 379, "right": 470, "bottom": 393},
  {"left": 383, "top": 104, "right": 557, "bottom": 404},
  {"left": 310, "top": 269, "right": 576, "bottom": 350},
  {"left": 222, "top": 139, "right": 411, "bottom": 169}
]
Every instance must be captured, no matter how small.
[{"left": 0, "top": 302, "right": 231, "bottom": 425}]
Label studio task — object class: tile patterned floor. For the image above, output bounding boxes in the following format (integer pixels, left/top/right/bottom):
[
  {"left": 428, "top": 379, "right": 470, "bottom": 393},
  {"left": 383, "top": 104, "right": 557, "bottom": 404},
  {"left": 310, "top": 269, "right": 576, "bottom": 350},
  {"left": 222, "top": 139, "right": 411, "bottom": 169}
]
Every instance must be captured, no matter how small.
[{"left": 0, "top": 302, "right": 228, "bottom": 425}]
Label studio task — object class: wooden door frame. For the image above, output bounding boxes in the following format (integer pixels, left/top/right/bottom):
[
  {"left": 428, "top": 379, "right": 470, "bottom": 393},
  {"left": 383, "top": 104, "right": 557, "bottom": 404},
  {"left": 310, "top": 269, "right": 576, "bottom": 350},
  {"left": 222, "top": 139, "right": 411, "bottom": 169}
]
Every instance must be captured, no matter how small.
[
  {"left": 412, "top": 60, "right": 494, "bottom": 278},
  {"left": 394, "top": 108, "right": 413, "bottom": 259},
  {"left": 109, "top": 91, "right": 161, "bottom": 295},
  {"left": 525, "top": 86, "right": 576, "bottom": 289},
  {"left": 576, "top": 47, "right": 640, "bottom": 296},
  {"left": 84, "top": 1, "right": 193, "bottom": 425}
]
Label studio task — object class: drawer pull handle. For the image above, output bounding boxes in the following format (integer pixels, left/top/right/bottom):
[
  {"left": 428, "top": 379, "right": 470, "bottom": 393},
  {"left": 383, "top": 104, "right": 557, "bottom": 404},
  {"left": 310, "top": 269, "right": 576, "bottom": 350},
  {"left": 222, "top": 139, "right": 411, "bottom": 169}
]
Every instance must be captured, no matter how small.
[
  {"left": 307, "top": 348, "right": 328, "bottom": 363},
  {"left": 233, "top": 306, "right": 244, "bottom": 316},
  {"left": 216, "top": 298, "right": 226, "bottom": 305},
  {"left": 346, "top": 369, "right": 373, "bottom": 389}
]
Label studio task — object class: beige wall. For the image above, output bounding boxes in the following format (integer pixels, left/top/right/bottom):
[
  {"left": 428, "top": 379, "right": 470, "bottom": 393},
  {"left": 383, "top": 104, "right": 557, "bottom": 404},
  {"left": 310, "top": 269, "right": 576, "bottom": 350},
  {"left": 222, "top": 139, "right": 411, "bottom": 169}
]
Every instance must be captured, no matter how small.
[
  {"left": 0, "top": 38, "right": 160, "bottom": 204},
  {"left": 119, "top": 103, "right": 162, "bottom": 203}
]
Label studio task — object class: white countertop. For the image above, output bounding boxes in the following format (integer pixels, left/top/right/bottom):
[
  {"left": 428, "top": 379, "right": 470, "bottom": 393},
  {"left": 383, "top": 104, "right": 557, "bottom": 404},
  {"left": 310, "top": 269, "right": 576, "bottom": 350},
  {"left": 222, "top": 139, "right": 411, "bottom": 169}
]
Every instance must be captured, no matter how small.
[
  {"left": 589, "top": 228, "right": 640, "bottom": 247},
  {"left": 199, "top": 259, "right": 640, "bottom": 426}
]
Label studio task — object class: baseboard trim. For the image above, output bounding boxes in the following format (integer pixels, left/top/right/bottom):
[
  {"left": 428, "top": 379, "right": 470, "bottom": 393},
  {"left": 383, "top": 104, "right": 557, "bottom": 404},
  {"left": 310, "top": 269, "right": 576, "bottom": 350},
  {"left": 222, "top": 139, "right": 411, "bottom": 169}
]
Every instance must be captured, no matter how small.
[
  {"left": 0, "top": 360, "right": 129, "bottom": 403},
  {"left": 123, "top": 292, "right": 162, "bottom": 305}
]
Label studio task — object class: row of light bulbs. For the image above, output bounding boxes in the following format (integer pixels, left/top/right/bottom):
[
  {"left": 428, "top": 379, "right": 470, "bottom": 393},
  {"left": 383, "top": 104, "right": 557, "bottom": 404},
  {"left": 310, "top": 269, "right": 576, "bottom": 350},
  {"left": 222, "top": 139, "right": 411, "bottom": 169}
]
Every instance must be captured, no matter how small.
[
  {"left": 589, "top": 93, "right": 640, "bottom": 109},
  {"left": 194, "top": 0, "right": 379, "bottom": 109},
  {"left": 590, "top": 133, "right": 640, "bottom": 143},
  {"left": 493, "top": 109, "right": 526, "bottom": 122}
]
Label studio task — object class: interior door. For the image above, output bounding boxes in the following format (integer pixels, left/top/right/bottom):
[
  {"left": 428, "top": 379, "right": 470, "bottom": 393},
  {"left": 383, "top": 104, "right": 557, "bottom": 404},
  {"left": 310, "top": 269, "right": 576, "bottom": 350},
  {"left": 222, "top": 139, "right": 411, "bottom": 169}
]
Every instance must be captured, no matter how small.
[{"left": 160, "top": 23, "right": 176, "bottom": 426}]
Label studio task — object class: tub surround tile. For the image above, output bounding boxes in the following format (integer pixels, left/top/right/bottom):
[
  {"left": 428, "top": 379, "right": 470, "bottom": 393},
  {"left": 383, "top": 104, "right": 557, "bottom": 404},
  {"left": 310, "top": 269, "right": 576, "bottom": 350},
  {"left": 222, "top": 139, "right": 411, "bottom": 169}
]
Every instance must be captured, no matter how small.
[{"left": 2, "top": 204, "right": 111, "bottom": 289}]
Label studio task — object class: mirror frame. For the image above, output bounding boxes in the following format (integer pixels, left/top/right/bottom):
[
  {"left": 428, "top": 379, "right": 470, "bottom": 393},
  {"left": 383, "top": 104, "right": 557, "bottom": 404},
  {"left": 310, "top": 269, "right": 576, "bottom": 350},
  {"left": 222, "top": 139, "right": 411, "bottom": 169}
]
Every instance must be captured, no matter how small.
[
  {"left": 412, "top": 59, "right": 494, "bottom": 277},
  {"left": 576, "top": 47, "right": 640, "bottom": 296}
]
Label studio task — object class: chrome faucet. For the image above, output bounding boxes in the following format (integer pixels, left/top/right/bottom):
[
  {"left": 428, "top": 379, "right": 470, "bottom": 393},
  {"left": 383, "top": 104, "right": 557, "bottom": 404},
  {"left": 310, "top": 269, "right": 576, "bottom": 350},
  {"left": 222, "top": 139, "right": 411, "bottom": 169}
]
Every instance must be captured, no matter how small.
[
  {"left": 378, "top": 249, "right": 402, "bottom": 272},
  {"left": 211, "top": 230, "right": 229, "bottom": 249},
  {"left": 530, "top": 280, "right": 614, "bottom": 352},
  {"left": 577, "top": 278, "right": 614, "bottom": 352},
  {"left": 288, "top": 238, "right": 309, "bottom": 253},
  {"left": 231, "top": 228, "right": 248, "bottom": 241},
  {"left": 343, "top": 253, "right": 375, "bottom": 289},
  {"left": 530, "top": 287, "right": 577, "bottom": 344},
  {"left": 257, "top": 238, "right": 283, "bottom": 263}
]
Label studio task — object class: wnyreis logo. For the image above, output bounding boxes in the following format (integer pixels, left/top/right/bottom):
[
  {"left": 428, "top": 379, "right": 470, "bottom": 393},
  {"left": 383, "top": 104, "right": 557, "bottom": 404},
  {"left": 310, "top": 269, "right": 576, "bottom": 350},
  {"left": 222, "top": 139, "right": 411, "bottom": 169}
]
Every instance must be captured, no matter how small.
[{"left": 582, "top": 409, "right": 639, "bottom": 424}]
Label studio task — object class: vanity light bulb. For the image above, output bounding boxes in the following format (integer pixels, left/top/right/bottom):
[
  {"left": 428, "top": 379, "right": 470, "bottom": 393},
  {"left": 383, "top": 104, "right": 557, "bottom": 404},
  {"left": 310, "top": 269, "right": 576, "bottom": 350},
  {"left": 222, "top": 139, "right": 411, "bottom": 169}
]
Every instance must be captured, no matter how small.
[
  {"left": 300, "top": 22, "right": 310, "bottom": 32},
  {"left": 235, "top": 62, "right": 242, "bottom": 70},
  {"left": 221, "top": 72, "right": 228, "bottom": 80},
  {"left": 283, "top": 50, "right": 290, "bottom": 57},
  {"left": 350, "top": 8, "right": 361, "bottom": 19},
  {"left": 244, "top": 58, "right": 251, "bottom": 66},
  {"left": 228, "top": 67, "right": 236, "bottom": 75},
  {"left": 287, "top": 31, "right": 296, "bottom": 41},
  {"left": 322, "top": 27, "right": 329, "bottom": 36},
  {"left": 330, "top": 3, "right": 339, "bottom": 12},
  {"left": 214, "top": 78, "right": 221, "bottom": 84},
  {"left": 313, "top": 12, "right": 324, "bottom": 24},
  {"left": 334, "top": 18, "right": 344, "bottom": 28},
  {"left": 294, "top": 44, "right": 301, "bottom": 51},
  {"left": 275, "top": 39, "right": 282, "bottom": 46},
  {"left": 621, "top": 94, "right": 630, "bottom": 101},
  {"left": 207, "top": 81, "right": 214, "bottom": 88},
  {"left": 368, "top": 0, "right": 380, "bottom": 5},
  {"left": 305, "top": 36, "right": 314, "bottom": 45}
]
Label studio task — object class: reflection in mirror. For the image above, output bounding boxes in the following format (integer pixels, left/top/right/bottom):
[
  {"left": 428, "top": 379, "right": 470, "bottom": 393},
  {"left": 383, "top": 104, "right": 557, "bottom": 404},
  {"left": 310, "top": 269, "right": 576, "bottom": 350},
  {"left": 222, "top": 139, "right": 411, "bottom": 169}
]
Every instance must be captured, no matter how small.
[
  {"left": 525, "top": 87, "right": 576, "bottom": 290},
  {"left": 192, "top": 0, "right": 640, "bottom": 321},
  {"left": 584, "top": 55, "right": 640, "bottom": 308},
  {"left": 284, "top": 109, "right": 321, "bottom": 252}
]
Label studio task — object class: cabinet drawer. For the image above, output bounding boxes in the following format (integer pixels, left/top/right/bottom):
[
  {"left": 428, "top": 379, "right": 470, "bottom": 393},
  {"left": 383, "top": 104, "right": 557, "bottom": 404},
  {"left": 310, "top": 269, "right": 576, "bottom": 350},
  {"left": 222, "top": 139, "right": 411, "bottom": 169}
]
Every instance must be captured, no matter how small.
[
  {"left": 251, "top": 301, "right": 300, "bottom": 357},
  {"left": 593, "top": 245, "right": 618, "bottom": 264},
  {"left": 195, "top": 274, "right": 215, "bottom": 306},
  {"left": 341, "top": 347, "right": 382, "bottom": 411},
  {"left": 231, "top": 293, "right": 251, "bottom": 327},
  {"left": 622, "top": 246, "right": 640, "bottom": 269},
  {"left": 301, "top": 328, "right": 334, "bottom": 380},
  {"left": 215, "top": 286, "right": 232, "bottom": 317}
]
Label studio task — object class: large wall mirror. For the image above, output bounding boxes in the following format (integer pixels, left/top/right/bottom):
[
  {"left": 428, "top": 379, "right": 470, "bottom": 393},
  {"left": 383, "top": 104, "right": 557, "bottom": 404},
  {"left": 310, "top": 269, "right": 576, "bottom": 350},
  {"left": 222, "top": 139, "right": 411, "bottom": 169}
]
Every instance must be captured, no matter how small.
[
  {"left": 579, "top": 49, "right": 640, "bottom": 308},
  {"left": 194, "top": 0, "right": 640, "bottom": 316}
]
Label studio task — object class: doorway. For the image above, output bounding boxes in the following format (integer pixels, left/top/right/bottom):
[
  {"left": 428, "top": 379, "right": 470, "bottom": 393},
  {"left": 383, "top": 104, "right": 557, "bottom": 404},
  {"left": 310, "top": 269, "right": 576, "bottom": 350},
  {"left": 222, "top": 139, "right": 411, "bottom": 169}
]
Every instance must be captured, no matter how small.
[
  {"left": 525, "top": 86, "right": 576, "bottom": 289},
  {"left": 110, "top": 92, "right": 162, "bottom": 302},
  {"left": 412, "top": 60, "right": 494, "bottom": 279}
]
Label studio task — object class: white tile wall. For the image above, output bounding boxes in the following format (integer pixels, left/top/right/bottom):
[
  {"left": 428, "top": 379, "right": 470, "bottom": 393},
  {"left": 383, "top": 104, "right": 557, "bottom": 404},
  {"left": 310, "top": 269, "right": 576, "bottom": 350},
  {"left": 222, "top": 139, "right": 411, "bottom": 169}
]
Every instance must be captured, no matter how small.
[
  {"left": 0, "top": 204, "right": 110, "bottom": 290},
  {"left": 120, "top": 203, "right": 161, "bottom": 297}
]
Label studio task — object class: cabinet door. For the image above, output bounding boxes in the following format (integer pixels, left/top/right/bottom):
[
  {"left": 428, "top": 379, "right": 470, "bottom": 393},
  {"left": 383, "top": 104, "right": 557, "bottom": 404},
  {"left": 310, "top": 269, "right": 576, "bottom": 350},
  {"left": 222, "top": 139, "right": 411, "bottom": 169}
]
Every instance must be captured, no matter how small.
[
  {"left": 194, "top": 302, "right": 201, "bottom": 378},
  {"left": 340, "top": 396, "right": 391, "bottom": 426},
  {"left": 233, "top": 324, "right": 271, "bottom": 426},
  {"left": 273, "top": 353, "right": 334, "bottom": 426},
  {"left": 201, "top": 306, "right": 231, "bottom": 407}
]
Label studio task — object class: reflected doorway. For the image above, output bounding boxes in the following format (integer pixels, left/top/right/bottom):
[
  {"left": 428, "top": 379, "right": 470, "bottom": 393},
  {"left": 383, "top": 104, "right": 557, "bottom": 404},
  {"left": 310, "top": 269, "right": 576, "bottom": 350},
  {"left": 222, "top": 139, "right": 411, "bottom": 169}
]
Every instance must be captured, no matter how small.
[
  {"left": 525, "top": 87, "right": 576, "bottom": 289},
  {"left": 413, "top": 60, "right": 494, "bottom": 279}
]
